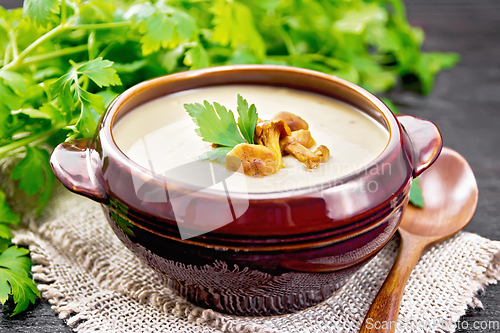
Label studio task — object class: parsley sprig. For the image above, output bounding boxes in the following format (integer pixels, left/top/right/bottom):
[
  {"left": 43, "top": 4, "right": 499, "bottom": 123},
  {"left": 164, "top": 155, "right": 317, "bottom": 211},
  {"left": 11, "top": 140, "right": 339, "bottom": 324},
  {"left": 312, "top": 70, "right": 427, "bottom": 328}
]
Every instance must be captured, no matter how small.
[
  {"left": 409, "top": 177, "right": 425, "bottom": 208},
  {"left": 0, "top": 0, "right": 454, "bottom": 314},
  {"left": 0, "top": 246, "right": 40, "bottom": 316},
  {"left": 184, "top": 94, "right": 258, "bottom": 163}
]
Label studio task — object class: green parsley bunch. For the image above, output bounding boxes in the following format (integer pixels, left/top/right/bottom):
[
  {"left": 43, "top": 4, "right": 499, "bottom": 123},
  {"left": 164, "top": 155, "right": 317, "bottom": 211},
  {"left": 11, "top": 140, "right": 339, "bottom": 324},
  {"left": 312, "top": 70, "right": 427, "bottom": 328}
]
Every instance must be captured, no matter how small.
[{"left": 0, "top": 0, "right": 456, "bottom": 315}]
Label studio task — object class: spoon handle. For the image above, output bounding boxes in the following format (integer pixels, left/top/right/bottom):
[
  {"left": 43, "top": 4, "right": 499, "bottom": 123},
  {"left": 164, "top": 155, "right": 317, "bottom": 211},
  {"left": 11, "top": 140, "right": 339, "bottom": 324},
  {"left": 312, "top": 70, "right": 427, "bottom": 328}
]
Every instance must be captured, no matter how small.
[{"left": 359, "top": 231, "right": 428, "bottom": 333}]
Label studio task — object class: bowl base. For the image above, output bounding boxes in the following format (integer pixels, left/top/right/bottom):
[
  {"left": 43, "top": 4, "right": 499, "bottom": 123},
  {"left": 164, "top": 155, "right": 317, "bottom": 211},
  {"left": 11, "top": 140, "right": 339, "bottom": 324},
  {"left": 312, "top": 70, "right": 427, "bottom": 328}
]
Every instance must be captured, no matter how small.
[{"left": 160, "top": 260, "right": 366, "bottom": 316}]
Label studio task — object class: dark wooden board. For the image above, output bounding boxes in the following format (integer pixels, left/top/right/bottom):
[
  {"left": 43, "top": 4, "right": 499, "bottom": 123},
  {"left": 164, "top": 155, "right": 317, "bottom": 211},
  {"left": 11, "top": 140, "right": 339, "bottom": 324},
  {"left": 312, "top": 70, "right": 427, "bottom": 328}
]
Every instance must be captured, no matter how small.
[{"left": 1, "top": 0, "right": 499, "bottom": 331}]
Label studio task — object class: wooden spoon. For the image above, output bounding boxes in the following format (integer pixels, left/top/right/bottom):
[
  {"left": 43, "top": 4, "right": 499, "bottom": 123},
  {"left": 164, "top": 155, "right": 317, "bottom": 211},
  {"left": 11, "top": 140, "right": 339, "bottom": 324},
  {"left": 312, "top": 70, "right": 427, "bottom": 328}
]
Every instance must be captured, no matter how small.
[{"left": 359, "top": 147, "right": 478, "bottom": 333}]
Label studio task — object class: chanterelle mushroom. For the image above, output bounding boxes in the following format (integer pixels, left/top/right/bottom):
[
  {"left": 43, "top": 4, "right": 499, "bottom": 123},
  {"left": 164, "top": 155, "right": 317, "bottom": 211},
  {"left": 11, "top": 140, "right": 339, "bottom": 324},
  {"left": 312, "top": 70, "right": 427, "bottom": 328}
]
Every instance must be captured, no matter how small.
[
  {"left": 254, "top": 119, "right": 291, "bottom": 168},
  {"left": 272, "top": 111, "right": 309, "bottom": 131},
  {"left": 280, "top": 129, "right": 316, "bottom": 152},
  {"left": 284, "top": 142, "right": 330, "bottom": 169},
  {"left": 225, "top": 143, "right": 280, "bottom": 177}
]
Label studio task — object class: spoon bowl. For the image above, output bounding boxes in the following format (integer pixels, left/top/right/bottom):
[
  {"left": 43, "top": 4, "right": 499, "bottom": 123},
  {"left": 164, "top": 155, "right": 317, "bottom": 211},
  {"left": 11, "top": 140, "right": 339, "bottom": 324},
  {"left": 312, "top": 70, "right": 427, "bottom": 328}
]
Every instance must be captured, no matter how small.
[
  {"left": 400, "top": 147, "right": 478, "bottom": 240},
  {"left": 360, "top": 147, "right": 478, "bottom": 333}
]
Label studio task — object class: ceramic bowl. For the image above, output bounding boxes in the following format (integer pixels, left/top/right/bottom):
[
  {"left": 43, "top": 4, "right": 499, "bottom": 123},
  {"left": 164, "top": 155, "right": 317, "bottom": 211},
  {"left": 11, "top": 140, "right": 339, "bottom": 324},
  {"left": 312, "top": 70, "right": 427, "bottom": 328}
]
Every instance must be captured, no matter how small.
[{"left": 50, "top": 65, "right": 442, "bottom": 316}]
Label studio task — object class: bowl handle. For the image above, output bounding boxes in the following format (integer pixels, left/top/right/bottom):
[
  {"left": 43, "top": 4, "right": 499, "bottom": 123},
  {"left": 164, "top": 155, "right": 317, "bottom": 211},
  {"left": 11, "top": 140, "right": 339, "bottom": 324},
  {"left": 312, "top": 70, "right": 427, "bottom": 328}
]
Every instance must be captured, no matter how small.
[
  {"left": 396, "top": 115, "right": 443, "bottom": 178},
  {"left": 50, "top": 138, "right": 107, "bottom": 203}
]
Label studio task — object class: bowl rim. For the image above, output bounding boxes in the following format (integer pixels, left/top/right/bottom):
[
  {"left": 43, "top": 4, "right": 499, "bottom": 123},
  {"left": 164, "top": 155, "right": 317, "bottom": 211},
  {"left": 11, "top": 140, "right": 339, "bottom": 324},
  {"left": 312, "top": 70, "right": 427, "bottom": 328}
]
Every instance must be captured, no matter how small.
[{"left": 100, "top": 64, "right": 403, "bottom": 200}]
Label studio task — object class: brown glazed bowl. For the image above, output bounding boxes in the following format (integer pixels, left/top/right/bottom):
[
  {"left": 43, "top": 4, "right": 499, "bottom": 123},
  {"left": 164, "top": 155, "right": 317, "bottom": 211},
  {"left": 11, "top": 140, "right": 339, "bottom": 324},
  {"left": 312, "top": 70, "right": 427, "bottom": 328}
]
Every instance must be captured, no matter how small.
[{"left": 50, "top": 65, "right": 442, "bottom": 316}]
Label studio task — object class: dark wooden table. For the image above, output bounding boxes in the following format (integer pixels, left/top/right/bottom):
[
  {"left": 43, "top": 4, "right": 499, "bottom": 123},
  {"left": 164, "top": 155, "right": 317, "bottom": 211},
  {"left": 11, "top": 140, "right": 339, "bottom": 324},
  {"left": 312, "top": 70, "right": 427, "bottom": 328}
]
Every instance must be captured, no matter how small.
[{"left": 1, "top": 0, "right": 499, "bottom": 331}]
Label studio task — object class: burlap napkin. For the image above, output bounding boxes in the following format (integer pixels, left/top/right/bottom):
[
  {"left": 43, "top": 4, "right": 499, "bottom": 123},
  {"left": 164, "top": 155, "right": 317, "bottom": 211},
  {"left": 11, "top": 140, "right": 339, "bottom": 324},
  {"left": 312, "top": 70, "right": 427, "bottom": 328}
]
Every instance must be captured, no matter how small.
[{"left": 10, "top": 187, "right": 500, "bottom": 333}]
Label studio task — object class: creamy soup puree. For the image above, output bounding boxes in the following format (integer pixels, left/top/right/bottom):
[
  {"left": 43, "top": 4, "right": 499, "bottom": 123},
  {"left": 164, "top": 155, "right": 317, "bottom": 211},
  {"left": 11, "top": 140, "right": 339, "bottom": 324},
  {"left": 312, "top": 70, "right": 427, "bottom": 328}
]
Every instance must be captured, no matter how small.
[{"left": 113, "top": 85, "right": 389, "bottom": 193}]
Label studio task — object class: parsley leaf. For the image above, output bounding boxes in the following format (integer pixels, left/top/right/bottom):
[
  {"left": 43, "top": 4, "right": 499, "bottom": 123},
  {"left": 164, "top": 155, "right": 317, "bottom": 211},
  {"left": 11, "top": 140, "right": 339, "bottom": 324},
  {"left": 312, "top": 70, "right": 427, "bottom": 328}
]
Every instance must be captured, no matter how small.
[
  {"left": 79, "top": 0, "right": 115, "bottom": 23},
  {"left": 0, "top": 239, "right": 9, "bottom": 253},
  {"left": 126, "top": 4, "right": 199, "bottom": 56},
  {"left": 111, "top": 60, "right": 147, "bottom": 73},
  {"left": 10, "top": 147, "right": 54, "bottom": 213},
  {"left": 77, "top": 58, "right": 122, "bottom": 88},
  {"left": 75, "top": 102, "right": 103, "bottom": 138},
  {"left": 161, "top": 45, "right": 186, "bottom": 72},
  {"left": 417, "top": 52, "right": 461, "bottom": 95},
  {"left": 211, "top": 1, "right": 266, "bottom": 58},
  {"left": 236, "top": 94, "right": 258, "bottom": 144},
  {"left": 11, "top": 147, "right": 47, "bottom": 196},
  {"left": 0, "top": 191, "right": 20, "bottom": 225},
  {"left": 0, "top": 224, "right": 12, "bottom": 243},
  {"left": 53, "top": 58, "right": 121, "bottom": 94},
  {"left": 184, "top": 100, "right": 245, "bottom": 147},
  {"left": 52, "top": 58, "right": 121, "bottom": 137},
  {"left": 185, "top": 95, "right": 259, "bottom": 162},
  {"left": 0, "top": 71, "right": 28, "bottom": 95},
  {"left": 183, "top": 44, "right": 209, "bottom": 70},
  {"left": 0, "top": 246, "right": 40, "bottom": 316},
  {"left": 22, "top": 0, "right": 60, "bottom": 27},
  {"left": 334, "top": 3, "right": 387, "bottom": 34},
  {"left": 0, "top": 77, "right": 24, "bottom": 111},
  {"left": 409, "top": 178, "right": 425, "bottom": 208},
  {"left": 139, "top": 12, "right": 176, "bottom": 56}
]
